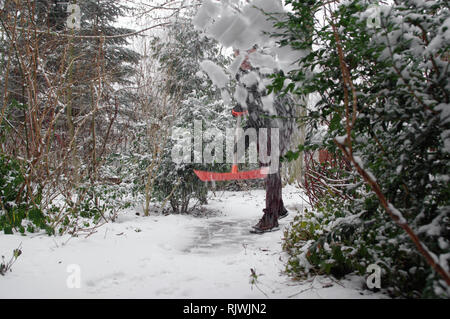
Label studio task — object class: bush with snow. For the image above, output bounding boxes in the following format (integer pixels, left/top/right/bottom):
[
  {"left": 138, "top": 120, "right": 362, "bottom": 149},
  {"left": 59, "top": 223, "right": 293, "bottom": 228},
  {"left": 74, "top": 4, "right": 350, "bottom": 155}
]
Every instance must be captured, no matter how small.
[{"left": 276, "top": 0, "right": 449, "bottom": 298}]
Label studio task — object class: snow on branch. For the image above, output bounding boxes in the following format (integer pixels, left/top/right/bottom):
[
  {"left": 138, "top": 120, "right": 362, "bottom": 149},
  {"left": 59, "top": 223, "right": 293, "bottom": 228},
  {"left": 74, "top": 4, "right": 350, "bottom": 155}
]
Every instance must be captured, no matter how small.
[{"left": 328, "top": 5, "right": 450, "bottom": 285}]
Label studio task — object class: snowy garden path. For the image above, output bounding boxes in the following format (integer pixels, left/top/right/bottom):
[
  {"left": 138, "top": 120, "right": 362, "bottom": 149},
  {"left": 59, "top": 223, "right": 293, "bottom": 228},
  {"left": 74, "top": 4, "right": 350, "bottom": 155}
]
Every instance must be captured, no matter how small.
[{"left": 0, "top": 186, "right": 387, "bottom": 298}]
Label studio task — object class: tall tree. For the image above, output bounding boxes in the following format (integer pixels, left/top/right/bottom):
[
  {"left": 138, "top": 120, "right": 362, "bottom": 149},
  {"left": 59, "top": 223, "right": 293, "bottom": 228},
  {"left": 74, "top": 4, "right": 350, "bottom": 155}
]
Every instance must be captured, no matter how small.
[
  {"left": 151, "top": 13, "right": 232, "bottom": 214},
  {"left": 0, "top": 0, "right": 141, "bottom": 234}
]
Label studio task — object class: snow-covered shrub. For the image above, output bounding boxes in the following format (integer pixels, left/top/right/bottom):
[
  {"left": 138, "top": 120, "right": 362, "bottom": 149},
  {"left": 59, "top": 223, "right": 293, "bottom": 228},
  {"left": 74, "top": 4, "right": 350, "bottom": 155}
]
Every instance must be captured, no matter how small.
[
  {"left": 0, "top": 151, "right": 134, "bottom": 236},
  {"left": 153, "top": 92, "right": 230, "bottom": 214},
  {"left": 0, "top": 0, "right": 140, "bottom": 235},
  {"left": 277, "top": 0, "right": 449, "bottom": 298},
  {"left": 150, "top": 16, "right": 232, "bottom": 214}
]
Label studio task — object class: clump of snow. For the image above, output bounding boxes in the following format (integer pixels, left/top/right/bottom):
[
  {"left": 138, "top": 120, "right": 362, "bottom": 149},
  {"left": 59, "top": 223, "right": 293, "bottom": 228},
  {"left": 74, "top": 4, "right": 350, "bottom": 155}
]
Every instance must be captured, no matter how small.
[
  {"left": 199, "top": 60, "right": 228, "bottom": 89},
  {"left": 353, "top": 155, "right": 364, "bottom": 168},
  {"left": 441, "top": 129, "right": 450, "bottom": 153},
  {"left": 261, "top": 93, "right": 275, "bottom": 114},
  {"left": 234, "top": 85, "right": 248, "bottom": 109},
  {"left": 438, "top": 237, "right": 449, "bottom": 250},
  {"left": 228, "top": 54, "right": 245, "bottom": 77},
  {"left": 221, "top": 90, "right": 231, "bottom": 106},
  {"left": 335, "top": 135, "right": 347, "bottom": 145},
  {"left": 440, "top": 253, "right": 450, "bottom": 273},
  {"left": 388, "top": 203, "right": 406, "bottom": 225},
  {"left": 248, "top": 52, "right": 278, "bottom": 70},
  {"left": 366, "top": 171, "right": 377, "bottom": 182},
  {"left": 435, "top": 103, "right": 449, "bottom": 124},
  {"left": 310, "top": 125, "right": 327, "bottom": 144},
  {"left": 220, "top": 15, "right": 252, "bottom": 48},
  {"left": 192, "top": 0, "right": 221, "bottom": 29}
]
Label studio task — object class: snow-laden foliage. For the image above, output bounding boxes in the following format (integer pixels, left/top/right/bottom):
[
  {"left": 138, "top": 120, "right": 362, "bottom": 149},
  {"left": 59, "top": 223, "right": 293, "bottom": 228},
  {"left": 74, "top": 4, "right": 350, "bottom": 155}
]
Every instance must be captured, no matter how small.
[
  {"left": 192, "top": 0, "right": 305, "bottom": 116},
  {"left": 276, "top": 0, "right": 449, "bottom": 298},
  {"left": 0, "top": 0, "right": 140, "bottom": 235},
  {"left": 150, "top": 16, "right": 232, "bottom": 214}
]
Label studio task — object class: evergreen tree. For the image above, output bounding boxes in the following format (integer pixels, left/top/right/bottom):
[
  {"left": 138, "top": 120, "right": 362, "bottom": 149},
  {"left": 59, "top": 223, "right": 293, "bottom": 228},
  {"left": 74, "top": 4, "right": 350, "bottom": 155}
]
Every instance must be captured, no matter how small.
[{"left": 151, "top": 15, "right": 232, "bottom": 214}]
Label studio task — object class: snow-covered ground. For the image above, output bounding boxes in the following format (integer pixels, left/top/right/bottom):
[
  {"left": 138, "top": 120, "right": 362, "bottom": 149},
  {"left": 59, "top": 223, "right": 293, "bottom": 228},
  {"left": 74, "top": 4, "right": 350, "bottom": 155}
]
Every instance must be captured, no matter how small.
[{"left": 0, "top": 185, "right": 387, "bottom": 299}]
